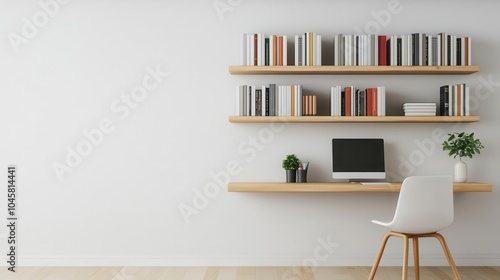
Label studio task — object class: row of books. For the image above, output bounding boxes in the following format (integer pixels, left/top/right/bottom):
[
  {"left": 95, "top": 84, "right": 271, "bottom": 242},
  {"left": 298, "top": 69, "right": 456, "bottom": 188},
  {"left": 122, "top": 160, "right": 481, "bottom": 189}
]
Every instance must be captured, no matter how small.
[
  {"left": 294, "top": 32, "right": 322, "bottom": 66},
  {"left": 402, "top": 103, "right": 437, "bottom": 116},
  {"left": 236, "top": 84, "right": 317, "bottom": 116},
  {"left": 330, "top": 86, "right": 386, "bottom": 116},
  {"left": 240, "top": 33, "right": 472, "bottom": 66},
  {"left": 439, "top": 84, "right": 471, "bottom": 116},
  {"left": 240, "top": 34, "right": 288, "bottom": 66}
]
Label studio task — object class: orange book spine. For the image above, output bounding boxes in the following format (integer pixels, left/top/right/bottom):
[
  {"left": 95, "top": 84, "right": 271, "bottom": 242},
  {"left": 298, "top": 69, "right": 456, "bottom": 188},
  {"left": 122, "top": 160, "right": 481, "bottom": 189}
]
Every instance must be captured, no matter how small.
[{"left": 253, "top": 34, "right": 258, "bottom": 66}]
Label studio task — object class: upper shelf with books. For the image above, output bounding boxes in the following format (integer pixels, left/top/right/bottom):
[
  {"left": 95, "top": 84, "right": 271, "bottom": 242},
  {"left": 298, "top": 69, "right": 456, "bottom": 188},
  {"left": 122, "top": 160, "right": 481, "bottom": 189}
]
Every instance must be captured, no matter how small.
[{"left": 228, "top": 65, "right": 480, "bottom": 75}]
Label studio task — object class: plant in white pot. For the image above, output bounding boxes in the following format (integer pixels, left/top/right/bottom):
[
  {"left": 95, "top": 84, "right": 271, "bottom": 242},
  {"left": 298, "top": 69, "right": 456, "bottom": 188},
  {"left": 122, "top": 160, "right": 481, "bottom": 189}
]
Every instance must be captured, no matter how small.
[{"left": 442, "top": 132, "right": 484, "bottom": 182}]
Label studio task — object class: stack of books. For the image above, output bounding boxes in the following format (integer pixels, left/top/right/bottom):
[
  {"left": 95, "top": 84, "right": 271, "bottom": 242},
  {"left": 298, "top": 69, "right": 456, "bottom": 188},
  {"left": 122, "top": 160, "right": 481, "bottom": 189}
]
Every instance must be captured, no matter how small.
[
  {"left": 237, "top": 84, "right": 317, "bottom": 116},
  {"left": 294, "top": 32, "right": 322, "bottom": 66},
  {"left": 402, "top": 103, "right": 437, "bottom": 116},
  {"left": 240, "top": 33, "right": 288, "bottom": 66},
  {"left": 439, "top": 84, "right": 470, "bottom": 116},
  {"left": 330, "top": 86, "right": 386, "bottom": 116}
]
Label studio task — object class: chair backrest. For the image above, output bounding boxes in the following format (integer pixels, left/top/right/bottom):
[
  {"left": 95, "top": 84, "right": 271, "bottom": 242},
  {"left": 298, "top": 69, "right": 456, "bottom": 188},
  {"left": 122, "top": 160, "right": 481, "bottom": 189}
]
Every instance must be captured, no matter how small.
[{"left": 390, "top": 175, "right": 454, "bottom": 234}]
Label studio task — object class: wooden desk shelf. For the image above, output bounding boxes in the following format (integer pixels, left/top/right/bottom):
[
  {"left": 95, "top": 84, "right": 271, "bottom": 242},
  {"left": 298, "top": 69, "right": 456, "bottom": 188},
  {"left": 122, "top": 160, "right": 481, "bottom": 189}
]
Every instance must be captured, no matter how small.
[
  {"left": 228, "top": 182, "right": 492, "bottom": 193},
  {"left": 229, "top": 116, "right": 480, "bottom": 123},
  {"left": 229, "top": 65, "right": 480, "bottom": 75}
]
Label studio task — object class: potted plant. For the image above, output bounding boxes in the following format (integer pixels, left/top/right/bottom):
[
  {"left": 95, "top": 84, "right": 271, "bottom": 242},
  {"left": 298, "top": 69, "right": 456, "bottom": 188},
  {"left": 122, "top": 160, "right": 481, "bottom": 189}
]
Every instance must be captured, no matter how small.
[
  {"left": 282, "top": 154, "right": 300, "bottom": 183},
  {"left": 442, "top": 132, "right": 484, "bottom": 182}
]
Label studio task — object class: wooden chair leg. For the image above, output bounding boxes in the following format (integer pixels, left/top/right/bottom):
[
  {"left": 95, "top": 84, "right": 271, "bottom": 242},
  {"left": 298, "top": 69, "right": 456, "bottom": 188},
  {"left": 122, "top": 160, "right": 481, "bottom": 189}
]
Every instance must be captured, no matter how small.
[
  {"left": 413, "top": 237, "right": 420, "bottom": 280},
  {"left": 402, "top": 234, "right": 409, "bottom": 280},
  {"left": 433, "top": 233, "right": 461, "bottom": 280},
  {"left": 369, "top": 232, "right": 393, "bottom": 280}
]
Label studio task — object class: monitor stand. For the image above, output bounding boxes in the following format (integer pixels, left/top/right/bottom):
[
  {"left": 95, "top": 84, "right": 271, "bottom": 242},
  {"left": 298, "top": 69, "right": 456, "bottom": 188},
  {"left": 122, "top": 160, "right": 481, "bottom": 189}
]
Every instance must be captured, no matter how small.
[{"left": 349, "top": 179, "right": 388, "bottom": 183}]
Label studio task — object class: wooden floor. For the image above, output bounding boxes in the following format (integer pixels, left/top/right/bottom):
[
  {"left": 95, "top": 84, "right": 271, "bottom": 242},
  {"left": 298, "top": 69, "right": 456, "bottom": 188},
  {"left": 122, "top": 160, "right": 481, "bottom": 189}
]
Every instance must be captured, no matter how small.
[{"left": 1, "top": 266, "right": 499, "bottom": 280}]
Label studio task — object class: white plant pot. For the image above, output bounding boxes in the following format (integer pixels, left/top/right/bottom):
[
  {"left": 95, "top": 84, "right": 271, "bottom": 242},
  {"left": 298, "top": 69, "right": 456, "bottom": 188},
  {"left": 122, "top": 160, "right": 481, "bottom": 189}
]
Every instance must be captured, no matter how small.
[{"left": 454, "top": 160, "right": 467, "bottom": 183}]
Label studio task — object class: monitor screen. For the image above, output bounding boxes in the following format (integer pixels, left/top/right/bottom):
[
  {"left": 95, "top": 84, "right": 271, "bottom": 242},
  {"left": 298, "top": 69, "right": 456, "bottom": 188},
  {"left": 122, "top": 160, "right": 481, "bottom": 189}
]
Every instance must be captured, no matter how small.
[{"left": 332, "top": 138, "right": 386, "bottom": 180}]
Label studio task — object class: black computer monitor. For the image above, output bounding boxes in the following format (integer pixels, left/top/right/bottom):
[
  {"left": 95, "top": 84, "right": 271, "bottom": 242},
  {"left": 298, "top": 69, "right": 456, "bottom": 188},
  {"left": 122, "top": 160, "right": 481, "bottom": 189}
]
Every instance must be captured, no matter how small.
[{"left": 332, "top": 138, "right": 386, "bottom": 181}]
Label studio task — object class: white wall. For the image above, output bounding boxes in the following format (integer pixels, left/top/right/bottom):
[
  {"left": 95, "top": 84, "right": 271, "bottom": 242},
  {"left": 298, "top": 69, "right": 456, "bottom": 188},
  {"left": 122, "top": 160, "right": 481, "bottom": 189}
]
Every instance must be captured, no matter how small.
[{"left": 0, "top": 0, "right": 499, "bottom": 266}]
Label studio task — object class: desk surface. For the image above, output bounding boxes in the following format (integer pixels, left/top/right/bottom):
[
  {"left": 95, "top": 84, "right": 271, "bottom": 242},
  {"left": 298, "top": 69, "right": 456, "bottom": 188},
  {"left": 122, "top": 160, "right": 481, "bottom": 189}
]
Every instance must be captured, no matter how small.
[{"left": 228, "top": 182, "right": 492, "bottom": 193}]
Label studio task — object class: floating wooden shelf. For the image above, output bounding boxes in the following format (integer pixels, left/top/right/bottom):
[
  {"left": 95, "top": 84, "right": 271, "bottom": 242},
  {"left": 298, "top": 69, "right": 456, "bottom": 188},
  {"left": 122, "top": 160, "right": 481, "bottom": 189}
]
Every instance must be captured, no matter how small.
[
  {"left": 229, "top": 116, "right": 480, "bottom": 123},
  {"left": 229, "top": 65, "right": 480, "bottom": 75},
  {"left": 228, "top": 182, "right": 492, "bottom": 193}
]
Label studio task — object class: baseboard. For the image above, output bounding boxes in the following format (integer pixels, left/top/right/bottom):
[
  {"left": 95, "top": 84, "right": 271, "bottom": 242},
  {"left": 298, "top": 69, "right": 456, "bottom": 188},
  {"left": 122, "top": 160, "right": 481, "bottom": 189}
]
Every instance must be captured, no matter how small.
[{"left": 1, "top": 255, "right": 500, "bottom": 266}]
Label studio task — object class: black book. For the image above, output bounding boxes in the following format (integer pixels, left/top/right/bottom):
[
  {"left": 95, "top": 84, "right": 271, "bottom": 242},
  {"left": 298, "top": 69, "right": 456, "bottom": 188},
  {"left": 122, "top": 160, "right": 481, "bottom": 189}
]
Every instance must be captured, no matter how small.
[
  {"left": 255, "top": 89, "right": 262, "bottom": 116},
  {"left": 397, "top": 38, "right": 402, "bottom": 66},
  {"left": 412, "top": 33, "right": 419, "bottom": 66},
  {"left": 341, "top": 91, "right": 345, "bottom": 116},
  {"left": 424, "top": 36, "right": 429, "bottom": 66},
  {"left": 440, "top": 85, "right": 449, "bottom": 116},
  {"left": 355, "top": 35, "right": 359, "bottom": 66},
  {"left": 386, "top": 38, "right": 391, "bottom": 65},
  {"left": 265, "top": 87, "right": 270, "bottom": 116},
  {"left": 457, "top": 37, "right": 462, "bottom": 66},
  {"left": 447, "top": 35, "right": 452, "bottom": 66},
  {"left": 248, "top": 86, "right": 252, "bottom": 116},
  {"left": 265, "top": 38, "right": 269, "bottom": 66}
]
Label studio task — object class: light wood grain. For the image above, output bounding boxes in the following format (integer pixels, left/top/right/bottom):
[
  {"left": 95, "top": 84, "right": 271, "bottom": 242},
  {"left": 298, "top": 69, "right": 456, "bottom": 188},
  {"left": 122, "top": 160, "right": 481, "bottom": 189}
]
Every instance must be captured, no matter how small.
[
  {"left": 228, "top": 116, "right": 480, "bottom": 123},
  {"left": 2, "top": 267, "right": 500, "bottom": 280},
  {"left": 228, "top": 65, "right": 480, "bottom": 75},
  {"left": 227, "top": 182, "right": 492, "bottom": 193}
]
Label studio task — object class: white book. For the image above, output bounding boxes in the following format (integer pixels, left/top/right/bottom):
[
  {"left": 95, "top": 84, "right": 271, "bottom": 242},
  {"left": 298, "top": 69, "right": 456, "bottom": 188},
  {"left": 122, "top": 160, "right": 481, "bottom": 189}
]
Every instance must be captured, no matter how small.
[
  {"left": 391, "top": 35, "right": 397, "bottom": 66},
  {"left": 401, "top": 35, "right": 407, "bottom": 66},
  {"left": 301, "top": 34, "right": 306, "bottom": 66},
  {"left": 246, "top": 34, "right": 252, "bottom": 66},
  {"left": 297, "top": 85, "right": 301, "bottom": 116},
  {"left": 451, "top": 35, "right": 457, "bottom": 66},
  {"left": 269, "top": 35, "right": 274, "bottom": 66},
  {"left": 345, "top": 35, "right": 351, "bottom": 66},
  {"left": 465, "top": 86, "right": 470, "bottom": 116},
  {"left": 277, "top": 86, "right": 281, "bottom": 116},
  {"left": 405, "top": 35, "right": 410, "bottom": 66},
  {"left": 305, "top": 32, "right": 309, "bottom": 66},
  {"left": 372, "top": 34, "right": 378, "bottom": 66},
  {"left": 436, "top": 34, "right": 441, "bottom": 66},
  {"left": 240, "top": 34, "right": 247, "bottom": 66},
  {"left": 334, "top": 35, "right": 340, "bottom": 66},
  {"left": 249, "top": 34, "right": 255, "bottom": 66},
  {"left": 448, "top": 85, "right": 453, "bottom": 116},
  {"left": 287, "top": 86, "right": 292, "bottom": 116},
  {"left": 377, "top": 86, "right": 386, "bottom": 116},
  {"left": 257, "top": 33, "right": 262, "bottom": 66},
  {"left": 427, "top": 35, "right": 432, "bottom": 66},
  {"left": 316, "top": 34, "right": 322, "bottom": 66},
  {"left": 339, "top": 34, "right": 345, "bottom": 66},
  {"left": 237, "top": 85, "right": 242, "bottom": 116},
  {"left": 312, "top": 32, "right": 317, "bottom": 66},
  {"left": 330, "top": 87, "right": 334, "bottom": 116}
]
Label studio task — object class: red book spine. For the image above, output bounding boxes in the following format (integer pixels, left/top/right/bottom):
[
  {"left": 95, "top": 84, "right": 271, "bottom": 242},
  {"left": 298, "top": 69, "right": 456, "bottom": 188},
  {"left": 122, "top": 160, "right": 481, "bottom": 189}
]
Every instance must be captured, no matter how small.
[
  {"left": 367, "top": 88, "right": 373, "bottom": 116},
  {"left": 378, "top": 35, "right": 387, "bottom": 66},
  {"left": 345, "top": 87, "right": 351, "bottom": 116},
  {"left": 373, "top": 88, "right": 378, "bottom": 116}
]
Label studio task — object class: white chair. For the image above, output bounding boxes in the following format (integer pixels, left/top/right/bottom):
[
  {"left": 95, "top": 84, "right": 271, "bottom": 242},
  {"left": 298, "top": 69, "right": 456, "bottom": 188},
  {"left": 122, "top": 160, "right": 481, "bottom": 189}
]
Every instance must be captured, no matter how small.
[{"left": 368, "top": 175, "right": 461, "bottom": 280}]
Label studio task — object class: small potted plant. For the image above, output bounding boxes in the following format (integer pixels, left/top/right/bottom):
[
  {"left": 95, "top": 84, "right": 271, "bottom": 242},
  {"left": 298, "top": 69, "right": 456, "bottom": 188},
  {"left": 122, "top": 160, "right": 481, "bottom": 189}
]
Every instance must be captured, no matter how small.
[
  {"left": 282, "top": 154, "right": 300, "bottom": 183},
  {"left": 442, "top": 132, "right": 484, "bottom": 182}
]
